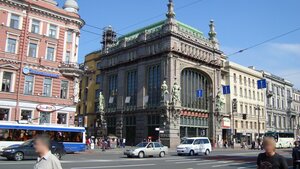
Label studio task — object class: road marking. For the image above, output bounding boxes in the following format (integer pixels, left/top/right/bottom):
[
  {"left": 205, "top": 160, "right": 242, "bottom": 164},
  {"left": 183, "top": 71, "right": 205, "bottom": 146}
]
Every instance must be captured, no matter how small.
[
  {"left": 62, "top": 160, "right": 113, "bottom": 163},
  {"left": 166, "top": 159, "right": 198, "bottom": 162},
  {"left": 212, "top": 162, "right": 242, "bottom": 168},
  {"left": 175, "top": 160, "right": 211, "bottom": 164},
  {"left": 0, "top": 161, "right": 34, "bottom": 165},
  {"left": 71, "top": 163, "right": 156, "bottom": 169},
  {"left": 197, "top": 161, "right": 231, "bottom": 166}
]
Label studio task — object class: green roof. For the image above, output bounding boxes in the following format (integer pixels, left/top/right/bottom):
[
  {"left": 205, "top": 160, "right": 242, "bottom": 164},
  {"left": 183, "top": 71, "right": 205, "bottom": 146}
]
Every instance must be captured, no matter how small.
[{"left": 118, "top": 19, "right": 204, "bottom": 40}]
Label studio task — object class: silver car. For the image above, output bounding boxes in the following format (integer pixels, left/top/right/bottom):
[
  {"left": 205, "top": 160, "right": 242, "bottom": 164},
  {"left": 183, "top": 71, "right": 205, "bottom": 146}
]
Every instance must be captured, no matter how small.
[{"left": 124, "top": 142, "right": 168, "bottom": 158}]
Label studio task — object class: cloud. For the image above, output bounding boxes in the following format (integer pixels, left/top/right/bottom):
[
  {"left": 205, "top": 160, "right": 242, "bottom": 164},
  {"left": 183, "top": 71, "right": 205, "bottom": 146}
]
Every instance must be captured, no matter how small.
[{"left": 268, "top": 43, "right": 300, "bottom": 57}]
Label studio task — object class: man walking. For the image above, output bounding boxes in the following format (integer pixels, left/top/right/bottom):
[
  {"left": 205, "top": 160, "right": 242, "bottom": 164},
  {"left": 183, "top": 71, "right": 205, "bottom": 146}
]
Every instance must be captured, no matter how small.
[
  {"left": 33, "top": 135, "right": 63, "bottom": 169},
  {"left": 256, "top": 137, "right": 288, "bottom": 169},
  {"left": 293, "top": 141, "right": 300, "bottom": 169}
]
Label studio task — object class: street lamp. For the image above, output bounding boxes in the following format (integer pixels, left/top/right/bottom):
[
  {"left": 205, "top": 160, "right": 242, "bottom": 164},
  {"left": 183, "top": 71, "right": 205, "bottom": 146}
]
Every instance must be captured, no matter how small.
[{"left": 255, "top": 105, "right": 261, "bottom": 139}]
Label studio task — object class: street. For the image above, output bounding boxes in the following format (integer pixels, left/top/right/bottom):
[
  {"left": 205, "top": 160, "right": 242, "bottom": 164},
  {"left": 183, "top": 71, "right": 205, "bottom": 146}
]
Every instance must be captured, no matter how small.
[{"left": 0, "top": 149, "right": 294, "bottom": 169}]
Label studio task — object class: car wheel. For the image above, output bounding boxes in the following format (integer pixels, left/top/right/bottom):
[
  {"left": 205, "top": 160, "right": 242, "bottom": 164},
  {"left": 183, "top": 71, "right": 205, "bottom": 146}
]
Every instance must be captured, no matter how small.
[
  {"left": 189, "top": 150, "right": 195, "bottom": 156},
  {"left": 159, "top": 151, "right": 165, "bottom": 158},
  {"left": 177, "top": 153, "right": 182, "bottom": 156},
  {"left": 127, "top": 155, "right": 132, "bottom": 158},
  {"left": 53, "top": 152, "right": 62, "bottom": 160},
  {"left": 138, "top": 151, "right": 145, "bottom": 158},
  {"left": 14, "top": 152, "right": 24, "bottom": 161},
  {"left": 205, "top": 149, "right": 210, "bottom": 156}
]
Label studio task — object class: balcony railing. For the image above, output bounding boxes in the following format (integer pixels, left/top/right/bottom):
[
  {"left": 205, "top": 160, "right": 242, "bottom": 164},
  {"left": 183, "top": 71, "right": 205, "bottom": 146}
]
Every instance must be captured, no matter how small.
[{"left": 58, "top": 61, "right": 83, "bottom": 77}]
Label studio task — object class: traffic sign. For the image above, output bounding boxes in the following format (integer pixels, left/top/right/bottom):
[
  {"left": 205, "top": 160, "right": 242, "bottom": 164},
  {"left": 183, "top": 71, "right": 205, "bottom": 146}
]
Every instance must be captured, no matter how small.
[
  {"left": 257, "top": 79, "right": 267, "bottom": 89},
  {"left": 196, "top": 89, "right": 203, "bottom": 98},
  {"left": 222, "top": 85, "right": 231, "bottom": 95}
]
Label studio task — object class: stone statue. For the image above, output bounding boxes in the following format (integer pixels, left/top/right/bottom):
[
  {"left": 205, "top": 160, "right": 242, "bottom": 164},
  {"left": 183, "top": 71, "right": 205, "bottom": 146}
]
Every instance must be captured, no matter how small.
[
  {"left": 73, "top": 78, "right": 80, "bottom": 103},
  {"left": 161, "top": 80, "right": 169, "bottom": 102},
  {"left": 98, "top": 91, "right": 105, "bottom": 112},
  {"left": 215, "top": 90, "right": 225, "bottom": 112},
  {"left": 172, "top": 82, "right": 181, "bottom": 104}
]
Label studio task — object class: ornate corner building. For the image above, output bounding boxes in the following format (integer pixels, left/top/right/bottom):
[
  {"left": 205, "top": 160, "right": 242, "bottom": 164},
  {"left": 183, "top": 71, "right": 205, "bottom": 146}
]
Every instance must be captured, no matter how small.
[
  {"left": 0, "top": 0, "right": 84, "bottom": 126},
  {"left": 80, "top": 0, "right": 227, "bottom": 148}
]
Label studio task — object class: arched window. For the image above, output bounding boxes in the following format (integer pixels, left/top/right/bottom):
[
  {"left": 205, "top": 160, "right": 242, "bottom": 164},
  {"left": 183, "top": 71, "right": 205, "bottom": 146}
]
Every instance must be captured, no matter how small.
[{"left": 181, "top": 69, "right": 212, "bottom": 110}]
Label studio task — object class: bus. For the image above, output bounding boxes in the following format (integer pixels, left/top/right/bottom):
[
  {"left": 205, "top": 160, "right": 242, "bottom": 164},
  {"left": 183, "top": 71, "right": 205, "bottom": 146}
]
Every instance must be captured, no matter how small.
[
  {"left": 0, "top": 122, "right": 86, "bottom": 153},
  {"left": 264, "top": 131, "right": 295, "bottom": 148}
]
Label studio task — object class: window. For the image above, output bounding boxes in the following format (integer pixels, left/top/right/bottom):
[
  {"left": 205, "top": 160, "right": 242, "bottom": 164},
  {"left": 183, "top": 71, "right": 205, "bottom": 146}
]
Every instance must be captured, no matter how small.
[
  {"left": 49, "top": 24, "right": 57, "bottom": 38},
  {"left": 233, "top": 73, "right": 237, "bottom": 83},
  {"left": 261, "top": 93, "right": 264, "bottom": 101},
  {"left": 240, "top": 87, "right": 243, "bottom": 97},
  {"left": 65, "top": 51, "right": 70, "bottom": 63},
  {"left": 249, "top": 90, "right": 251, "bottom": 99},
  {"left": 249, "top": 106, "right": 252, "bottom": 115},
  {"left": 244, "top": 89, "right": 247, "bottom": 98},
  {"left": 28, "top": 43, "right": 38, "bottom": 58},
  {"left": 148, "top": 65, "right": 161, "bottom": 107},
  {"left": 254, "top": 122, "right": 257, "bottom": 129},
  {"left": 248, "top": 78, "right": 251, "bottom": 87},
  {"left": 253, "top": 91, "right": 256, "bottom": 100},
  {"left": 127, "top": 70, "right": 138, "bottom": 107},
  {"left": 43, "top": 78, "right": 52, "bottom": 97},
  {"left": 235, "top": 120, "right": 238, "bottom": 128},
  {"left": 10, "top": 14, "right": 20, "bottom": 29},
  {"left": 268, "top": 114, "right": 271, "bottom": 126},
  {"left": 283, "top": 117, "right": 286, "bottom": 128},
  {"left": 57, "top": 113, "right": 67, "bottom": 124},
  {"left": 250, "top": 122, "right": 253, "bottom": 129},
  {"left": 40, "top": 112, "right": 50, "bottom": 124},
  {"left": 0, "top": 108, "right": 9, "bottom": 121},
  {"left": 21, "top": 110, "right": 32, "bottom": 120},
  {"left": 246, "top": 121, "right": 248, "bottom": 129},
  {"left": 244, "top": 77, "right": 247, "bottom": 86},
  {"left": 24, "top": 75, "right": 34, "bottom": 95},
  {"left": 96, "top": 74, "right": 101, "bottom": 84},
  {"left": 67, "top": 30, "right": 73, "bottom": 42},
  {"left": 240, "top": 104, "right": 243, "bottom": 113},
  {"left": 245, "top": 105, "right": 248, "bottom": 114},
  {"left": 279, "top": 116, "right": 282, "bottom": 128},
  {"left": 241, "top": 121, "right": 244, "bottom": 128},
  {"left": 252, "top": 79, "right": 255, "bottom": 88},
  {"left": 234, "top": 86, "right": 237, "bottom": 95},
  {"left": 274, "top": 115, "right": 277, "bottom": 127},
  {"left": 257, "top": 92, "right": 260, "bottom": 101},
  {"left": 108, "top": 74, "right": 118, "bottom": 108},
  {"left": 6, "top": 38, "right": 17, "bottom": 53},
  {"left": 1, "top": 72, "right": 12, "bottom": 92},
  {"left": 31, "top": 19, "right": 40, "bottom": 34},
  {"left": 60, "top": 81, "right": 68, "bottom": 99},
  {"left": 46, "top": 47, "right": 55, "bottom": 61},
  {"left": 282, "top": 100, "right": 285, "bottom": 109}
]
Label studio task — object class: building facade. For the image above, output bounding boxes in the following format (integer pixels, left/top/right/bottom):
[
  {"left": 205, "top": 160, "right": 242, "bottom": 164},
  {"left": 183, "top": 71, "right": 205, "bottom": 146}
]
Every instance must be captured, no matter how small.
[
  {"left": 0, "top": 0, "right": 84, "bottom": 126},
  {"left": 223, "top": 62, "right": 265, "bottom": 145},
  {"left": 263, "top": 72, "right": 294, "bottom": 134},
  {"left": 81, "top": 1, "right": 227, "bottom": 147},
  {"left": 292, "top": 88, "right": 300, "bottom": 136}
]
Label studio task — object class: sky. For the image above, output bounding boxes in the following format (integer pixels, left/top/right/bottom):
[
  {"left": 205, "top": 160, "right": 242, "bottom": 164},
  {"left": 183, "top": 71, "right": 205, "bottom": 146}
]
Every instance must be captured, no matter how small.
[{"left": 57, "top": 0, "right": 300, "bottom": 88}]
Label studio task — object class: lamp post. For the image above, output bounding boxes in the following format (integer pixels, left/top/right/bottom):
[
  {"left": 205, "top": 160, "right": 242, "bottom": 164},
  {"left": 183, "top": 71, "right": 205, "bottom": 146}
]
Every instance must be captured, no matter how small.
[{"left": 255, "top": 105, "right": 261, "bottom": 139}]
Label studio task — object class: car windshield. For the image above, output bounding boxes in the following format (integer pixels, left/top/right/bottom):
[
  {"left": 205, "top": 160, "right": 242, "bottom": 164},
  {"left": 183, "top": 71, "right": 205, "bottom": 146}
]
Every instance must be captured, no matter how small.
[
  {"left": 181, "top": 139, "right": 194, "bottom": 144},
  {"left": 136, "top": 142, "right": 148, "bottom": 147},
  {"left": 22, "top": 139, "right": 33, "bottom": 146}
]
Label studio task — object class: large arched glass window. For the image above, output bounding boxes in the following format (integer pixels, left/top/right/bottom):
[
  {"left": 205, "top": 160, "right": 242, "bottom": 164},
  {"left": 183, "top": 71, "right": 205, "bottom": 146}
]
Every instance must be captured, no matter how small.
[{"left": 181, "top": 69, "right": 212, "bottom": 110}]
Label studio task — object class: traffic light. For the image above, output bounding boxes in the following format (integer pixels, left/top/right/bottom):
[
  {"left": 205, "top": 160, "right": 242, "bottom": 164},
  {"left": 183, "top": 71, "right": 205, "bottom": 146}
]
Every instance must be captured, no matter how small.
[{"left": 232, "top": 98, "right": 237, "bottom": 112}]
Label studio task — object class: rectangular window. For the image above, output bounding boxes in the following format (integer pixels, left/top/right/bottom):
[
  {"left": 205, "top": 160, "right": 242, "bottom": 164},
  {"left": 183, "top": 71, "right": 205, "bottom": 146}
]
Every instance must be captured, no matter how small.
[
  {"left": 96, "top": 74, "right": 101, "bottom": 84},
  {"left": 67, "top": 30, "right": 73, "bottom": 42},
  {"left": 43, "top": 78, "right": 52, "bottom": 97},
  {"left": 0, "top": 108, "right": 9, "bottom": 121},
  {"left": 10, "top": 14, "right": 20, "bottom": 29},
  {"left": 147, "top": 65, "right": 161, "bottom": 107},
  {"left": 283, "top": 117, "right": 286, "bottom": 128},
  {"left": 46, "top": 47, "right": 55, "bottom": 61},
  {"left": 49, "top": 24, "right": 57, "bottom": 38},
  {"left": 31, "top": 19, "right": 40, "bottom": 34},
  {"left": 240, "top": 88, "right": 243, "bottom": 97},
  {"left": 21, "top": 110, "right": 32, "bottom": 120},
  {"left": 248, "top": 78, "right": 251, "bottom": 87},
  {"left": 60, "top": 80, "right": 68, "bottom": 99},
  {"left": 6, "top": 38, "right": 17, "bottom": 53},
  {"left": 244, "top": 89, "right": 247, "bottom": 98},
  {"left": 233, "top": 73, "right": 237, "bottom": 83},
  {"left": 274, "top": 115, "right": 277, "bottom": 127},
  {"left": 108, "top": 74, "right": 118, "bottom": 108},
  {"left": 1, "top": 72, "right": 12, "bottom": 92},
  {"left": 234, "top": 86, "right": 237, "bottom": 95},
  {"left": 126, "top": 70, "right": 138, "bottom": 107},
  {"left": 28, "top": 43, "right": 38, "bottom": 58},
  {"left": 239, "top": 75, "right": 242, "bottom": 84},
  {"left": 244, "top": 77, "right": 247, "bottom": 86},
  {"left": 57, "top": 113, "right": 67, "bottom": 124},
  {"left": 241, "top": 121, "right": 244, "bottom": 128},
  {"left": 65, "top": 51, "right": 70, "bottom": 63},
  {"left": 24, "top": 75, "right": 34, "bottom": 95},
  {"left": 40, "top": 112, "right": 50, "bottom": 124}
]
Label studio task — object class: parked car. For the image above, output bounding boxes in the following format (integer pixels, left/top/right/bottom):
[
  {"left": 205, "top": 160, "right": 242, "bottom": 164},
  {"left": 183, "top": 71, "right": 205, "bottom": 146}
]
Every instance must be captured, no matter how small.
[
  {"left": 124, "top": 142, "right": 168, "bottom": 158},
  {"left": 177, "top": 137, "right": 212, "bottom": 156},
  {"left": 0, "top": 139, "right": 66, "bottom": 161}
]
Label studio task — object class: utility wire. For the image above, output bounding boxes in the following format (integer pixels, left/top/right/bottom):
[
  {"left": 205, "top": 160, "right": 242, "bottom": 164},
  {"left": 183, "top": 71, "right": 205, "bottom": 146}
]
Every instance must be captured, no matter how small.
[{"left": 227, "top": 27, "right": 300, "bottom": 57}]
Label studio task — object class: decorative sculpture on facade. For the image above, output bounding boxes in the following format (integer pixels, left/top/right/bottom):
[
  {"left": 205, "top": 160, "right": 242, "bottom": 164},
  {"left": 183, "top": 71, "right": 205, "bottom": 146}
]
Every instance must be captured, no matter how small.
[
  {"left": 161, "top": 80, "right": 169, "bottom": 104},
  {"left": 215, "top": 90, "right": 225, "bottom": 113},
  {"left": 98, "top": 91, "right": 105, "bottom": 112},
  {"left": 73, "top": 77, "right": 80, "bottom": 103},
  {"left": 172, "top": 82, "right": 181, "bottom": 105}
]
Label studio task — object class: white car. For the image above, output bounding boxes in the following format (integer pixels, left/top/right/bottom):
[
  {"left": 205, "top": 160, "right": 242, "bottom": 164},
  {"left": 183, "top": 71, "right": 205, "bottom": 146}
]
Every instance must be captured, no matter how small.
[
  {"left": 177, "top": 137, "right": 212, "bottom": 156},
  {"left": 124, "top": 142, "right": 168, "bottom": 158}
]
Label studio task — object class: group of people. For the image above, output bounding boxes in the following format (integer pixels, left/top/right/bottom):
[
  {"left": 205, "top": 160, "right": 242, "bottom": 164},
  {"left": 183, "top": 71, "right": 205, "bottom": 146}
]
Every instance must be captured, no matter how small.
[{"left": 86, "top": 137, "right": 127, "bottom": 151}]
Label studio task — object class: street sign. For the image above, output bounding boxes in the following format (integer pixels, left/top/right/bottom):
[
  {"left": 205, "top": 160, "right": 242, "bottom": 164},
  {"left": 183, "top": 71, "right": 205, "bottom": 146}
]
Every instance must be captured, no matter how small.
[
  {"left": 257, "top": 79, "right": 267, "bottom": 89},
  {"left": 196, "top": 89, "right": 203, "bottom": 98},
  {"left": 222, "top": 85, "right": 231, "bottom": 95}
]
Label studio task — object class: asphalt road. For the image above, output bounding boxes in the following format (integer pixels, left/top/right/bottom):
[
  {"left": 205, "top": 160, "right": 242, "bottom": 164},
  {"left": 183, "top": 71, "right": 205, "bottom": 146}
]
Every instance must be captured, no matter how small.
[{"left": 0, "top": 149, "right": 294, "bottom": 169}]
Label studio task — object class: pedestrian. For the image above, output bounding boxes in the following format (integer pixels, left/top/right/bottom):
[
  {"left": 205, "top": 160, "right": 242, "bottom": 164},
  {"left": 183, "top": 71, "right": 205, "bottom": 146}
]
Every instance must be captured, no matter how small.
[
  {"left": 257, "top": 137, "right": 288, "bottom": 169},
  {"left": 33, "top": 135, "right": 63, "bottom": 169},
  {"left": 293, "top": 141, "right": 300, "bottom": 169},
  {"left": 122, "top": 138, "right": 126, "bottom": 148}
]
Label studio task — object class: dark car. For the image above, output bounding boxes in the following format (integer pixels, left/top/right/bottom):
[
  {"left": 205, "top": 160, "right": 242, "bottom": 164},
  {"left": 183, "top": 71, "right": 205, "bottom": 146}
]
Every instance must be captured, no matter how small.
[{"left": 0, "top": 139, "right": 66, "bottom": 161}]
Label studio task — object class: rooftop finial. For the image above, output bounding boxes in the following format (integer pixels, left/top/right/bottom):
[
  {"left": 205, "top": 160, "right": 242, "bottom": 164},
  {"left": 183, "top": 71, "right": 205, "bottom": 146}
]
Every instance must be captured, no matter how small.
[
  {"left": 208, "top": 19, "right": 219, "bottom": 49},
  {"left": 166, "top": 0, "right": 175, "bottom": 19},
  {"left": 63, "top": 0, "right": 79, "bottom": 13}
]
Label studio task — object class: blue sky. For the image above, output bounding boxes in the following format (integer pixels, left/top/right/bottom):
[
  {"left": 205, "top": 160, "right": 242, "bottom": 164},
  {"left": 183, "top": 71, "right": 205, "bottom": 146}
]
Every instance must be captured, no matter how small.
[{"left": 57, "top": 0, "right": 300, "bottom": 88}]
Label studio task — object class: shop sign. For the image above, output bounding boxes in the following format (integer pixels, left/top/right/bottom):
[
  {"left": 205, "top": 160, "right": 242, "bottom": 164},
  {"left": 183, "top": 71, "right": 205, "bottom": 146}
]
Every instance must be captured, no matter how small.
[
  {"left": 23, "top": 67, "right": 59, "bottom": 78},
  {"left": 36, "top": 104, "right": 56, "bottom": 112},
  {"left": 222, "top": 117, "right": 231, "bottom": 129}
]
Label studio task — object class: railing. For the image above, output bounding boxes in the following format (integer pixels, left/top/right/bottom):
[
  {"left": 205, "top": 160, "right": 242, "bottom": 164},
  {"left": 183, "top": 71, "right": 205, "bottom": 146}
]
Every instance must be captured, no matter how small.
[{"left": 59, "top": 61, "right": 80, "bottom": 69}]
